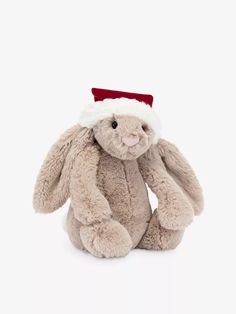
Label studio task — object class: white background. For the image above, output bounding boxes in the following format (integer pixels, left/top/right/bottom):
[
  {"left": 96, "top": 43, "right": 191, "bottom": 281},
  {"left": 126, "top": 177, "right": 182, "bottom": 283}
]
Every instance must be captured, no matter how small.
[{"left": 0, "top": 1, "right": 236, "bottom": 313}]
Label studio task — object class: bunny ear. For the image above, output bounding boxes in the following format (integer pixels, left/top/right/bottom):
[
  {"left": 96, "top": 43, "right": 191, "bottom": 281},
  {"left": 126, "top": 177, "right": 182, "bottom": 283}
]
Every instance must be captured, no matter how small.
[
  {"left": 157, "top": 139, "right": 204, "bottom": 215},
  {"left": 33, "top": 125, "right": 94, "bottom": 213}
]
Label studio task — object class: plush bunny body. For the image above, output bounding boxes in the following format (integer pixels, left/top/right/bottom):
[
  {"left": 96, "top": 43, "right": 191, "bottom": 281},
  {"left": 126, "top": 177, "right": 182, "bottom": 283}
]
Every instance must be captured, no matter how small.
[
  {"left": 34, "top": 112, "right": 203, "bottom": 258},
  {"left": 69, "top": 147, "right": 153, "bottom": 250}
]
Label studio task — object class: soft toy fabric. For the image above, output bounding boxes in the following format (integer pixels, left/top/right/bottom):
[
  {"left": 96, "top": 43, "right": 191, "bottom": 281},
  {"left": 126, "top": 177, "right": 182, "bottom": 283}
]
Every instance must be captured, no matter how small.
[{"left": 33, "top": 88, "right": 203, "bottom": 258}]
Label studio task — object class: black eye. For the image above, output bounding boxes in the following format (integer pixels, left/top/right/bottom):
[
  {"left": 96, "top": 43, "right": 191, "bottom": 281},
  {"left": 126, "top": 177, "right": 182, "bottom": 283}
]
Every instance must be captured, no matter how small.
[
  {"left": 111, "top": 121, "right": 118, "bottom": 129},
  {"left": 142, "top": 125, "right": 148, "bottom": 132}
]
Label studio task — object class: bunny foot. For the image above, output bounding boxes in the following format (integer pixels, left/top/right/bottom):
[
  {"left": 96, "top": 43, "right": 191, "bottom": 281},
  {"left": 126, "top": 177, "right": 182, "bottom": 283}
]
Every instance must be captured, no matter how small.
[
  {"left": 80, "top": 219, "right": 132, "bottom": 258},
  {"left": 138, "top": 209, "right": 184, "bottom": 250}
]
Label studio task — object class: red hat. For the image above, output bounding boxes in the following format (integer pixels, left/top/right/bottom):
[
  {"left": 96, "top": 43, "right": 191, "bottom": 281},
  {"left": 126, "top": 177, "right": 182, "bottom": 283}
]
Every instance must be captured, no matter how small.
[
  {"left": 78, "top": 88, "right": 161, "bottom": 143},
  {"left": 92, "top": 88, "right": 153, "bottom": 107}
]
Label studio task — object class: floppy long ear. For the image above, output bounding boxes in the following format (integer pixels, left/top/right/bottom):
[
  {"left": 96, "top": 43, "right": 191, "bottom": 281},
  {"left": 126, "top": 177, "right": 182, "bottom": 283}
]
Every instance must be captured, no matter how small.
[
  {"left": 157, "top": 139, "right": 204, "bottom": 215},
  {"left": 33, "top": 125, "right": 94, "bottom": 213}
]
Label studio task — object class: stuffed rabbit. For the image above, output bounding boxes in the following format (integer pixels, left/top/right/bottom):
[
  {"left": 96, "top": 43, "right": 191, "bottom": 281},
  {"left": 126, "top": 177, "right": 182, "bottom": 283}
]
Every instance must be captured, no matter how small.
[{"left": 33, "top": 88, "right": 203, "bottom": 258}]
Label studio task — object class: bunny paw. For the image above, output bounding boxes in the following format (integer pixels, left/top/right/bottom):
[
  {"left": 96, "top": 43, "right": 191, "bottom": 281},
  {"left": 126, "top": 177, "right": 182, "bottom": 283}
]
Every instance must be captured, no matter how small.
[
  {"left": 80, "top": 219, "right": 132, "bottom": 258},
  {"left": 158, "top": 198, "right": 194, "bottom": 231}
]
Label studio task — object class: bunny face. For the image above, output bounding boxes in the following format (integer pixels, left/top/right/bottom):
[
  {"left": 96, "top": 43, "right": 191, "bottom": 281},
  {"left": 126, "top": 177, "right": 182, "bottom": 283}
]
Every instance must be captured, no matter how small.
[{"left": 93, "top": 115, "right": 154, "bottom": 160}]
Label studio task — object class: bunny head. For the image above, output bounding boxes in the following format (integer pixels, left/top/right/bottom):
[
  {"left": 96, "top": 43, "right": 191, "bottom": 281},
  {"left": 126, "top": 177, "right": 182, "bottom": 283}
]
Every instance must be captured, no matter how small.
[
  {"left": 78, "top": 96, "right": 161, "bottom": 160},
  {"left": 93, "top": 115, "right": 154, "bottom": 160}
]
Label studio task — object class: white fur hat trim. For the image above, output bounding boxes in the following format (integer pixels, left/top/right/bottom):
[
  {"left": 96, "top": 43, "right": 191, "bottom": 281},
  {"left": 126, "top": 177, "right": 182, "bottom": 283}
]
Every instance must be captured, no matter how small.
[{"left": 78, "top": 98, "right": 161, "bottom": 144}]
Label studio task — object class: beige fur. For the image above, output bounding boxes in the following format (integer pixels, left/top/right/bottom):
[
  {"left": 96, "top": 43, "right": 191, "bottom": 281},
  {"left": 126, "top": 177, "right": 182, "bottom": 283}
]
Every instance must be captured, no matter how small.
[{"left": 33, "top": 115, "right": 203, "bottom": 258}]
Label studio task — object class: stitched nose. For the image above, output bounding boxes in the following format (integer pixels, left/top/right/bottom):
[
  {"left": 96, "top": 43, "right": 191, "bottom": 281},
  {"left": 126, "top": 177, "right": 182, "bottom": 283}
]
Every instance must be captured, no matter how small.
[{"left": 122, "top": 136, "right": 140, "bottom": 147}]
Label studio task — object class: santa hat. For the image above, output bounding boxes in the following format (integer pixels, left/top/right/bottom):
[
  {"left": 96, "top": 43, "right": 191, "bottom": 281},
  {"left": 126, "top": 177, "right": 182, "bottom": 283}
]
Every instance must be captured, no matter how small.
[{"left": 78, "top": 88, "right": 161, "bottom": 143}]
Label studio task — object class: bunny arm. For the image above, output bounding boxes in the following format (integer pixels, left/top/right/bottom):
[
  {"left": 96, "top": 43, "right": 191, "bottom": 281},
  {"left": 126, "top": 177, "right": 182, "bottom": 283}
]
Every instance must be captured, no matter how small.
[
  {"left": 70, "top": 143, "right": 112, "bottom": 225},
  {"left": 138, "top": 143, "right": 195, "bottom": 231}
]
